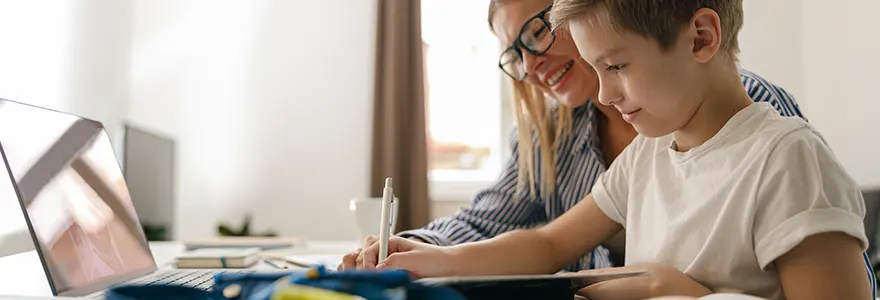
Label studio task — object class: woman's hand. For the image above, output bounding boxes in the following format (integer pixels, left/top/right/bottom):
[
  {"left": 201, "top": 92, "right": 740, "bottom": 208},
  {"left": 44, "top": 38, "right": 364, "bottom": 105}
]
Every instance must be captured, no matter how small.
[
  {"left": 577, "top": 263, "right": 712, "bottom": 300},
  {"left": 338, "top": 235, "right": 457, "bottom": 278}
]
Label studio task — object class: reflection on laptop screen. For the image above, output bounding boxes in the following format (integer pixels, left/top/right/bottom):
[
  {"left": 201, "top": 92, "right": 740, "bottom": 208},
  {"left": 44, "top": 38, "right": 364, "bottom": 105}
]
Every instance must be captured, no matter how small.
[{"left": 0, "top": 99, "right": 155, "bottom": 295}]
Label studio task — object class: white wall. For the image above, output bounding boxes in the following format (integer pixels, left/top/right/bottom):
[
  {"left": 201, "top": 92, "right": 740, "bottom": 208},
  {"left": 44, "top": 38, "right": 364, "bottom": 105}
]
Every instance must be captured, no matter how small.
[
  {"left": 800, "top": 0, "right": 880, "bottom": 189},
  {"left": 0, "top": 0, "right": 130, "bottom": 256},
  {"left": 738, "top": 0, "right": 802, "bottom": 98},
  {"left": 739, "top": 0, "right": 880, "bottom": 189},
  {"left": 0, "top": 0, "right": 130, "bottom": 146},
  {"left": 0, "top": 0, "right": 377, "bottom": 243},
  {"left": 128, "top": 0, "right": 377, "bottom": 240}
]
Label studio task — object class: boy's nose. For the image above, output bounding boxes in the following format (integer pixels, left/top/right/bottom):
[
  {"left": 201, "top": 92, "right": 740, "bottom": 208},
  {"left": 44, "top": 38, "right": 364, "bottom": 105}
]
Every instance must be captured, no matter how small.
[{"left": 597, "top": 82, "right": 623, "bottom": 106}]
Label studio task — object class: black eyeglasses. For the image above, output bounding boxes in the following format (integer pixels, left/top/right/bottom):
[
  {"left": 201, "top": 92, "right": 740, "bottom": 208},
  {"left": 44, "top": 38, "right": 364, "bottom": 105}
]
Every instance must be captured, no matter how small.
[{"left": 498, "top": 5, "right": 555, "bottom": 81}]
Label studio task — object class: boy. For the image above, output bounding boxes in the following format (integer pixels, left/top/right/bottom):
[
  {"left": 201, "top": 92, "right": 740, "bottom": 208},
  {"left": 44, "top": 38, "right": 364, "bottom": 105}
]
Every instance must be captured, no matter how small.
[{"left": 353, "top": 0, "right": 875, "bottom": 299}]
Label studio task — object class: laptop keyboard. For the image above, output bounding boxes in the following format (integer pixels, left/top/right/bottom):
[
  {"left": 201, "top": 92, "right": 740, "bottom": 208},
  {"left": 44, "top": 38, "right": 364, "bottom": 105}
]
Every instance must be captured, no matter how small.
[{"left": 89, "top": 269, "right": 257, "bottom": 299}]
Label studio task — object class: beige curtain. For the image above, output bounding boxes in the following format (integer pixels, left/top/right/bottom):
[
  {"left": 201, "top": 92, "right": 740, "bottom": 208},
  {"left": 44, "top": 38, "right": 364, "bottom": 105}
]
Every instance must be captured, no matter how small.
[{"left": 370, "top": 0, "right": 430, "bottom": 231}]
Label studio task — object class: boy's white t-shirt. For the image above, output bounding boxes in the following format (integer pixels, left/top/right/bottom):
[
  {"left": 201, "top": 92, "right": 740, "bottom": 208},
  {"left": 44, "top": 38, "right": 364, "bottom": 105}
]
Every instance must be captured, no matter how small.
[{"left": 591, "top": 102, "right": 868, "bottom": 299}]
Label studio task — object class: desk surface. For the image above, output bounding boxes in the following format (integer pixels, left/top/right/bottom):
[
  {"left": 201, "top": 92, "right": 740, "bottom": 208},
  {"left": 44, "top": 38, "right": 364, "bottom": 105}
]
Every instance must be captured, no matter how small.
[
  {"left": 2, "top": 242, "right": 836, "bottom": 300},
  {"left": 0, "top": 240, "right": 357, "bottom": 299}
]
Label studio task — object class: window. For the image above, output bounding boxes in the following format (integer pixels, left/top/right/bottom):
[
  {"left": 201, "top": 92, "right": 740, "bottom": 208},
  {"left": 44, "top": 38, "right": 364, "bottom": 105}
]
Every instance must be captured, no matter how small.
[{"left": 422, "top": 0, "right": 511, "bottom": 196}]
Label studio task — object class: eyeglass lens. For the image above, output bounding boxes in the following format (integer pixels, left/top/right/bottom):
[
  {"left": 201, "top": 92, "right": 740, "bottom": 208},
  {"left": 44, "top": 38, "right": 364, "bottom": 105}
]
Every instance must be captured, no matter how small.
[{"left": 499, "top": 16, "right": 554, "bottom": 80}]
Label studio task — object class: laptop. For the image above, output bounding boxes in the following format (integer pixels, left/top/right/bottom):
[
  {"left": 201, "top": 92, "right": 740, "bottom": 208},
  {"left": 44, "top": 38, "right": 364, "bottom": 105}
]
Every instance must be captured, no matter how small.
[{"left": 0, "top": 98, "right": 253, "bottom": 298}]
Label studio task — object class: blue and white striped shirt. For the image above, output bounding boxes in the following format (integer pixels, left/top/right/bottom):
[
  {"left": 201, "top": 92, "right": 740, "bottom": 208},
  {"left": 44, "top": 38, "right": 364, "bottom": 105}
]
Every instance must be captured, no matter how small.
[{"left": 400, "top": 68, "right": 809, "bottom": 270}]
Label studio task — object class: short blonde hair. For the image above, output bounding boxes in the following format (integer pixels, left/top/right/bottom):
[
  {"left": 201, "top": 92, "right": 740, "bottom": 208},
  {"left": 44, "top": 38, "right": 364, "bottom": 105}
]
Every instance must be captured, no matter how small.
[{"left": 549, "top": 0, "right": 744, "bottom": 59}]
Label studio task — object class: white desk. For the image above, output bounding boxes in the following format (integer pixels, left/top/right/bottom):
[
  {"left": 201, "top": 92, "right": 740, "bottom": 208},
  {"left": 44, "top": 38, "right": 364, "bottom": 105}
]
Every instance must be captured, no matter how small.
[
  {"left": 6, "top": 242, "right": 847, "bottom": 300},
  {"left": 0, "top": 240, "right": 358, "bottom": 299}
]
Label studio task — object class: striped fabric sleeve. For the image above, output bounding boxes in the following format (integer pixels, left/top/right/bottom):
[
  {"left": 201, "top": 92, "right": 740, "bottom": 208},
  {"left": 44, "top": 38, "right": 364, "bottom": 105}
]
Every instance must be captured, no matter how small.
[
  {"left": 397, "top": 129, "right": 545, "bottom": 246},
  {"left": 739, "top": 68, "right": 806, "bottom": 120},
  {"left": 865, "top": 252, "right": 877, "bottom": 300}
]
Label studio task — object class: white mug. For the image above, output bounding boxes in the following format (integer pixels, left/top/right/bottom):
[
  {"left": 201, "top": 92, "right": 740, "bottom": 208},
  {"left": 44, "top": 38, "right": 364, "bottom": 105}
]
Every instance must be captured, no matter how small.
[{"left": 349, "top": 197, "right": 399, "bottom": 241}]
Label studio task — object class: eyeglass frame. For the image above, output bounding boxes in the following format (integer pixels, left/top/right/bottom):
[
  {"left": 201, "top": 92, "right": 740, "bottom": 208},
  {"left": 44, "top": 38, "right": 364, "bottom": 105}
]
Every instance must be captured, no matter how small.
[{"left": 497, "top": 5, "right": 556, "bottom": 81}]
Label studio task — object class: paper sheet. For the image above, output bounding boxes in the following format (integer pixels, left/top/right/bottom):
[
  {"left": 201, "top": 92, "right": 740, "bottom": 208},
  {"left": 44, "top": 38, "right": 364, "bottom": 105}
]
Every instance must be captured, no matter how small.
[{"left": 284, "top": 254, "right": 345, "bottom": 270}]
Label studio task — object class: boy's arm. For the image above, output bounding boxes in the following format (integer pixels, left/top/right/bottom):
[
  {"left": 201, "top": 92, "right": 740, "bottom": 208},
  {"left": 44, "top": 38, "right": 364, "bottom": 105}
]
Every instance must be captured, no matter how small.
[
  {"left": 446, "top": 194, "right": 623, "bottom": 276},
  {"left": 365, "top": 194, "right": 622, "bottom": 277},
  {"left": 774, "top": 232, "right": 872, "bottom": 300},
  {"left": 362, "top": 135, "right": 639, "bottom": 277}
]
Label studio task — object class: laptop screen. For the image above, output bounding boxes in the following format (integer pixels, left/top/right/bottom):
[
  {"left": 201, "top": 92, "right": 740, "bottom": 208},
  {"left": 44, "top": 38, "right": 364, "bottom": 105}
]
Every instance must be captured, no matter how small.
[{"left": 0, "top": 99, "right": 156, "bottom": 296}]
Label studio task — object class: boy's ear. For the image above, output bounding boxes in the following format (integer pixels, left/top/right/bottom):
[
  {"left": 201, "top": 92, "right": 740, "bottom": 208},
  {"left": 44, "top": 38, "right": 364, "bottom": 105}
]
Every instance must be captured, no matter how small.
[{"left": 689, "top": 8, "right": 723, "bottom": 63}]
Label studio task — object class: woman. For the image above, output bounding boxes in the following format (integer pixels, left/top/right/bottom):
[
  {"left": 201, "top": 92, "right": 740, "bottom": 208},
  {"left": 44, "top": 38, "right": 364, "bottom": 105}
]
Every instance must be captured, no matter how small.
[{"left": 342, "top": 0, "right": 805, "bottom": 271}]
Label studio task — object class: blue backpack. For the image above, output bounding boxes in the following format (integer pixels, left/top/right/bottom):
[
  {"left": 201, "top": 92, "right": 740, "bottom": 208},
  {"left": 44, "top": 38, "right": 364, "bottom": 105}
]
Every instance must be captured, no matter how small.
[{"left": 104, "top": 266, "right": 466, "bottom": 300}]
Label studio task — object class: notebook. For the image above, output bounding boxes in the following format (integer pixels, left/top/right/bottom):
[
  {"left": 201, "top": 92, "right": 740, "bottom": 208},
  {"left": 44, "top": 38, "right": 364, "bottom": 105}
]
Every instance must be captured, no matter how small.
[
  {"left": 184, "top": 237, "right": 303, "bottom": 250},
  {"left": 175, "top": 247, "right": 261, "bottom": 269},
  {"left": 416, "top": 269, "right": 646, "bottom": 290},
  {"left": 407, "top": 270, "right": 645, "bottom": 300}
]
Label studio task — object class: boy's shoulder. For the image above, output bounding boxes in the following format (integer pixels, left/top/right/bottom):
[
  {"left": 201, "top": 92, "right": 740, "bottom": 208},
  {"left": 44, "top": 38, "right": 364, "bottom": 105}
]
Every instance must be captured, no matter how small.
[
  {"left": 634, "top": 103, "right": 817, "bottom": 162},
  {"left": 753, "top": 103, "right": 815, "bottom": 140},
  {"left": 760, "top": 115, "right": 832, "bottom": 161},
  {"left": 622, "top": 103, "right": 822, "bottom": 169},
  {"left": 753, "top": 103, "right": 809, "bottom": 133},
  {"left": 735, "top": 103, "right": 818, "bottom": 153},
  {"left": 737, "top": 104, "right": 836, "bottom": 173}
]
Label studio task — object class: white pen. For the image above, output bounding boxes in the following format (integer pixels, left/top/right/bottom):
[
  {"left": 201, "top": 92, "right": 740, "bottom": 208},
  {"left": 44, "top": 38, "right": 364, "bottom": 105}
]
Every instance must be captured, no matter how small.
[{"left": 378, "top": 177, "right": 393, "bottom": 262}]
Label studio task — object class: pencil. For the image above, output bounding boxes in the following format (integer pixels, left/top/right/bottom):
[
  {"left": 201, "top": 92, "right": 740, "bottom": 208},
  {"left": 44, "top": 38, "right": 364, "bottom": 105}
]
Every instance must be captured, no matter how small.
[{"left": 264, "top": 258, "right": 288, "bottom": 269}]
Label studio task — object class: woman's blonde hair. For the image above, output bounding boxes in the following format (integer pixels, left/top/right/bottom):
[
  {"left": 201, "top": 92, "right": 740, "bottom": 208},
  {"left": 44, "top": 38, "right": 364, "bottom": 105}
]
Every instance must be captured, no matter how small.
[{"left": 489, "top": 0, "right": 573, "bottom": 198}]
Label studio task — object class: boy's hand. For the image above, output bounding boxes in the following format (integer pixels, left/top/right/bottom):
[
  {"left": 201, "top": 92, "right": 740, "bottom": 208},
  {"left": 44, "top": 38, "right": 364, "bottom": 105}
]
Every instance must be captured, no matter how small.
[
  {"left": 577, "top": 263, "right": 712, "bottom": 300},
  {"left": 339, "top": 234, "right": 391, "bottom": 271},
  {"left": 338, "top": 235, "right": 428, "bottom": 271},
  {"left": 338, "top": 236, "right": 456, "bottom": 278}
]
